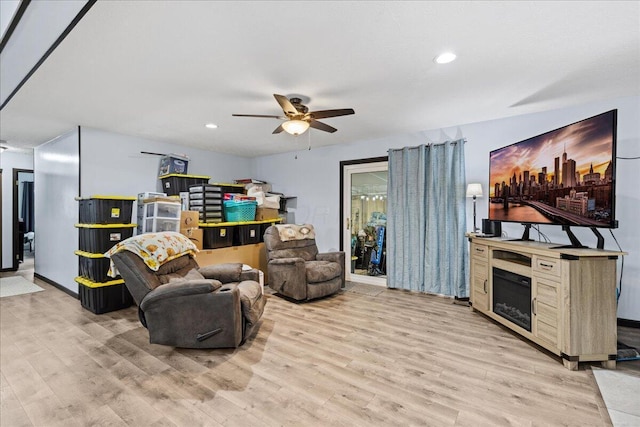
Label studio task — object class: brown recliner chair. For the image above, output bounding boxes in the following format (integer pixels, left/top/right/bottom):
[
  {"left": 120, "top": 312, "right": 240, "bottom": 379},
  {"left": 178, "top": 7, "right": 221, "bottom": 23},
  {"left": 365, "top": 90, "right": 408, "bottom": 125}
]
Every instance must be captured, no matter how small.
[
  {"left": 264, "top": 224, "right": 344, "bottom": 301},
  {"left": 110, "top": 251, "right": 265, "bottom": 349}
]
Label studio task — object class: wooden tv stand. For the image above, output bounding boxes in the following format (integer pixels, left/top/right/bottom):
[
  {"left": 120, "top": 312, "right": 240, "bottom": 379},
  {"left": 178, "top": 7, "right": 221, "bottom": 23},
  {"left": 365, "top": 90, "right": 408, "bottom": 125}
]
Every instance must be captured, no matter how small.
[{"left": 468, "top": 235, "right": 625, "bottom": 370}]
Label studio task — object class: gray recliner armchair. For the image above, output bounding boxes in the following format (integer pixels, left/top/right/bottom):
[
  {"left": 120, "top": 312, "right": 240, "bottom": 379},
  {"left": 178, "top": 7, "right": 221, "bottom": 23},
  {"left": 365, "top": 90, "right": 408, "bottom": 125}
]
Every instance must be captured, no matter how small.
[
  {"left": 109, "top": 248, "right": 265, "bottom": 349},
  {"left": 264, "top": 224, "right": 344, "bottom": 301}
]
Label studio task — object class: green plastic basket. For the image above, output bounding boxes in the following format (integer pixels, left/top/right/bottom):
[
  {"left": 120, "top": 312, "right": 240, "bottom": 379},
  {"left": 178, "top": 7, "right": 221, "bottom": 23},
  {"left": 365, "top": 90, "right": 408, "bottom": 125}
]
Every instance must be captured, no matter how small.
[{"left": 223, "top": 200, "right": 257, "bottom": 222}]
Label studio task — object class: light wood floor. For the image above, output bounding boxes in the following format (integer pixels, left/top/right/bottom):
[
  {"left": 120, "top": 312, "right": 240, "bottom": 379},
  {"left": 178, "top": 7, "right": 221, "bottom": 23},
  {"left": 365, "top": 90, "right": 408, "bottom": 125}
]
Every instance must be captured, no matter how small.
[{"left": 0, "top": 275, "right": 627, "bottom": 426}]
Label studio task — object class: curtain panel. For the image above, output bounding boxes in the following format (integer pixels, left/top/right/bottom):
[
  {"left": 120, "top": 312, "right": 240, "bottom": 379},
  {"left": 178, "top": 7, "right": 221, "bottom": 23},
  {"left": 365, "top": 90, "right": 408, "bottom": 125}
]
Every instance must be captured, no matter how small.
[{"left": 387, "top": 140, "right": 469, "bottom": 297}]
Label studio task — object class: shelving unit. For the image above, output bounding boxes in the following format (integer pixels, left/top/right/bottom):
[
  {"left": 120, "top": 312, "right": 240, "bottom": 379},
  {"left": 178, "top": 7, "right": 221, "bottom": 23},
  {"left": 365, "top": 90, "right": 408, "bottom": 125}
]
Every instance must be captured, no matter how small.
[{"left": 75, "top": 196, "right": 136, "bottom": 314}]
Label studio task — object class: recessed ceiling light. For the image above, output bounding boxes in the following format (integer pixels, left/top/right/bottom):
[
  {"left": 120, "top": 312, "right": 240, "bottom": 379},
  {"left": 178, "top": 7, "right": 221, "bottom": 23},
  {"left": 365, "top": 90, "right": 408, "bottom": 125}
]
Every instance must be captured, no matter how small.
[
  {"left": 434, "top": 52, "right": 457, "bottom": 64},
  {"left": 205, "top": 123, "right": 218, "bottom": 129}
]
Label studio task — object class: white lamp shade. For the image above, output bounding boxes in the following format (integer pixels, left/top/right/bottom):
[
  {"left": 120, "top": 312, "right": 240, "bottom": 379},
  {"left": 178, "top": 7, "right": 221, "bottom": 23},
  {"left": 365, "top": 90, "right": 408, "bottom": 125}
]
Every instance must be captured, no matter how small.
[
  {"left": 282, "top": 120, "right": 310, "bottom": 136},
  {"left": 466, "top": 183, "right": 483, "bottom": 197}
]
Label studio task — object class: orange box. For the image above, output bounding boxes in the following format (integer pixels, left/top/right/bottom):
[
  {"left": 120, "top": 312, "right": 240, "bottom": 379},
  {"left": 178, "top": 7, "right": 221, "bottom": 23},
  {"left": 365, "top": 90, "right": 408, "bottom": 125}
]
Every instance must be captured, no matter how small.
[
  {"left": 180, "top": 210, "right": 200, "bottom": 229},
  {"left": 180, "top": 227, "right": 203, "bottom": 250}
]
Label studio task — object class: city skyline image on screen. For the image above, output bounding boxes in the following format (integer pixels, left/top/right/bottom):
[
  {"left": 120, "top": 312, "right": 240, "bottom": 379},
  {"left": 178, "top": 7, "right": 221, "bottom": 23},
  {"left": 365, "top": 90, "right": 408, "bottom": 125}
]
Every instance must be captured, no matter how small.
[{"left": 488, "top": 109, "right": 617, "bottom": 228}]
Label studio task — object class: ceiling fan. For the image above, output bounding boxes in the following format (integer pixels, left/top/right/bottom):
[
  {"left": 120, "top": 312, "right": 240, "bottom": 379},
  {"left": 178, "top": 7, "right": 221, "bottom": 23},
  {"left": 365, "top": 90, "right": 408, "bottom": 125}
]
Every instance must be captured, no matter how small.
[{"left": 232, "top": 94, "right": 355, "bottom": 135}]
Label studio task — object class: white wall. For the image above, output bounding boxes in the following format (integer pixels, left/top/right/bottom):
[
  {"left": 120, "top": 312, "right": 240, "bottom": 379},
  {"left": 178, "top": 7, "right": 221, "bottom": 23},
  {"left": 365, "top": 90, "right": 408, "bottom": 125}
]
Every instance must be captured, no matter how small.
[
  {"left": 79, "top": 127, "right": 252, "bottom": 199},
  {"left": 253, "top": 96, "right": 640, "bottom": 321},
  {"left": 0, "top": 150, "right": 33, "bottom": 269},
  {"left": 34, "top": 130, "right": 79, "bottom": 292}
]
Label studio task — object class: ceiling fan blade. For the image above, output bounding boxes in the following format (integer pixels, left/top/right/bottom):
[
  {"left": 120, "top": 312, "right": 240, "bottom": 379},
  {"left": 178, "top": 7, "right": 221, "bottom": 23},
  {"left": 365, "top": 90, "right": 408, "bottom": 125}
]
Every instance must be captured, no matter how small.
[
  {"left": 274, "top": 94, "right": 299, "bottom": 117},
  {"left": 306, "top": 108, "right": 355, "bottom": 120},
  {"left": 232, "top": 114, "right": 286, "bottom": 119},
  {"left": 309, "top": 120, "right": 337, "bottom": 133},
  {"left": 272, "top": 124, "right": 285, "bottom": 134}
]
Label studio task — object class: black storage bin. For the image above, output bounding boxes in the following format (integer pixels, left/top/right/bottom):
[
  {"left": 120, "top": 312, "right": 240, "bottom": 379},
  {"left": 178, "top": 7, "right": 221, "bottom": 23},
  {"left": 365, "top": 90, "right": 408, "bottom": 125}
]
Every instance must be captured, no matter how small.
[
  {"left": 76, "top": 196, "right": 135, "bottom": 224},
  {"left": 75, "top": 250, "right": 116, "bottom": 282},
  {"left": 234, "top": 223, "right": 261, "bottom": 245},
  {"left": 159, "top": 174, "right": 210, "bottom": 196},
  {"left": 76, "top": 278, "right": 133, "bottom": 314},
  {"left": 202, "top": 225, "right": 235, "bottom": 249},
  {"left": 212, "top": 182, "right": 245, "bottom": 195},
  {"left": 76, "top": 224, "right": 136, "bottom": 253}
]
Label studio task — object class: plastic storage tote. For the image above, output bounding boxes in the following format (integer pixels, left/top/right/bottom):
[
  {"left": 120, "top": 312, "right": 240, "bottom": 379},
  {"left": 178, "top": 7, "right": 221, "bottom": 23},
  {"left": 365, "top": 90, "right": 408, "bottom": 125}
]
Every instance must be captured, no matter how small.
[
  {"left": 144, "top": 217, "right": 180, "bottom": 233},
  {"left": 144, "top": 201, "right": 181, "bottom": 219},
  {"left": 201, "top": 224, "right": 235, "bottom": 249},
  {"left": 159, "top": 174, "right": 210, "bottom": 196},
  {"left": 234, "top": 223, "right": 261, "bottom": 245},
  {"left": 76, "top": 196, "right": 135, "bottom": 224},
  {"left": 75, "top": 250, "right": 117, "bottom": 282},
  {"left": 76, "top": 224, "right": 136, "bottom": 253},
  {"left": 75, "top": 277, "right": 133, "bottom": 314}
]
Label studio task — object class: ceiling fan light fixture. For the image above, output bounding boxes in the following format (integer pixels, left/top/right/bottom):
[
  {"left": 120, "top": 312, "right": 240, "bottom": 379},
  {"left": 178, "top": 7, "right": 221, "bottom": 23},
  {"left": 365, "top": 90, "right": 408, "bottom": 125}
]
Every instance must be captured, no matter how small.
[{"left": 282, "top": 119, "right": 310, "bottom": 136}]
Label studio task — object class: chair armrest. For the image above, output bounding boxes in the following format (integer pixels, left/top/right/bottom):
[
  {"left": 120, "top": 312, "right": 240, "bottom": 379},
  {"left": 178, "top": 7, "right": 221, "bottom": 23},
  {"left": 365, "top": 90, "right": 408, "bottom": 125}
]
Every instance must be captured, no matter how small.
[
  {"left": 317, "top": 251, "right": 346, "bottom": 288},
  {"left": 240, "top": 268, "right": 260, "bottom": 282},
  {"left": 140, "top": 279, "right": 220, "bottom": 311},
  {"left": 316, "top": 251, "right": 345, "bottom": 264},
  {"left": 267, "top": 257, "right": 307, "bottom": 300},
  {"left": 198, "top": 263, "right": 243, "bottom": 283}
]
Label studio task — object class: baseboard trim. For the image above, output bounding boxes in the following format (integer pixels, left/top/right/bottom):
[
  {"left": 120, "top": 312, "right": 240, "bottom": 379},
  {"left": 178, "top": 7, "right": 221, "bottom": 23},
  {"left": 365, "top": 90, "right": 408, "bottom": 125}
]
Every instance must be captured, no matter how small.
[
  {"left": 617, "top": 318, "right": 640, "bottom": 329},
  {"left": 34, "top": 273, "right": 78, "bottom": 299},
  {"left": 0, "top": 267, "right": 18, "bottom": 272}
]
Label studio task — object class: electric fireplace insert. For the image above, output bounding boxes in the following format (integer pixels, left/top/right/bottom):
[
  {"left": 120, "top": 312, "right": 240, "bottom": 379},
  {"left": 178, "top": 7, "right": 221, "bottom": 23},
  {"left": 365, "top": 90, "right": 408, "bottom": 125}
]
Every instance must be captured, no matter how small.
[{"left": 492, "top": 267, "right": 532, "bottom": 332}]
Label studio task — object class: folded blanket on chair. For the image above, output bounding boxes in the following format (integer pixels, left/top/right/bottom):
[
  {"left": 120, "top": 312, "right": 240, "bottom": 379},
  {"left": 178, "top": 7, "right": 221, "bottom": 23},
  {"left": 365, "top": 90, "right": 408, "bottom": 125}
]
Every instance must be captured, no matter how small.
[
  {"left": 104, "top": 232, "right": 198, "bottom": 277},
  {"left": 275, "top": 224, "right": 316, "bottom": 242}
]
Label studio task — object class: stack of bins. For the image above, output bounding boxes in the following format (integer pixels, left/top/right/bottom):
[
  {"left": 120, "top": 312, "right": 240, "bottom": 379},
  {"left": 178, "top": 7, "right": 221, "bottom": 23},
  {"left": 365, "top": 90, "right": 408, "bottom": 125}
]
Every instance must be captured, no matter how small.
[
  {"left": 142, "top": 201, "right": 181, "bottom": 232},
  {"left": 136, "top": 192, "right": 166, "bottom": 235},
  {"left": 188, "top": 184, "right": 224, "bottom": 224},
  {"left": 190, "top": 185, "right": 232, "bottom": 249},
  {"left": 75, "top": 196, "right": 136, "bottom": 314}
]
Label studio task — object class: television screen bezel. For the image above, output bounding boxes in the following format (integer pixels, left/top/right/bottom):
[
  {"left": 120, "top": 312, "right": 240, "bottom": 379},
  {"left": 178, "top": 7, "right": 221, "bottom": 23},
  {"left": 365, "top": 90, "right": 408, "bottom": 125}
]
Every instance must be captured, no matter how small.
[{"left": 488, "top": 109, "right": 618, "bottom": 229}]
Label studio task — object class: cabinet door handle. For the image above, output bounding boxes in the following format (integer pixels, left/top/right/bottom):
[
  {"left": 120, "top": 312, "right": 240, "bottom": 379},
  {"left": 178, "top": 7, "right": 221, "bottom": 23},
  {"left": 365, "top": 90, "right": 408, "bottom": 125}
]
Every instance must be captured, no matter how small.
[
  {"left": 347, "top": 218, "right": 350, "bottom": 230},
  {"left": 540, "top": 262, "right": 553, "bottom": 269},
  {"left": 532, "top": 297, "right": 537, "bottom": 316},
  {"left": 483, "top": 279, "right": 488, "bottom": 293},
  {"left": 476, "top": 247, "right": 485, "bottom": 253}
]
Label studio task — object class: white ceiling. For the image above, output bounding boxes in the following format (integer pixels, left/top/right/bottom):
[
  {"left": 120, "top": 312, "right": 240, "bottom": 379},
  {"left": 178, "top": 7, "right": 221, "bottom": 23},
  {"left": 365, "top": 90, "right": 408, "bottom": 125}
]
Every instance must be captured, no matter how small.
[{"left": 1, "top": 1, "right": 639, "bottom": 157}]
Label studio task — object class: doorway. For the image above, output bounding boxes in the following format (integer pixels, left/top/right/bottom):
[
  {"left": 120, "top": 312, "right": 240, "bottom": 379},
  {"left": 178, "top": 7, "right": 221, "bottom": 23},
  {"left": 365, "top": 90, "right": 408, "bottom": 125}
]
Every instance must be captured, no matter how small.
[
  {"left": 13, "top": 169, "right": 34, "bottom": 271},
  {"left": 340, "top": 158, "right": 388, "bottom": 286}
]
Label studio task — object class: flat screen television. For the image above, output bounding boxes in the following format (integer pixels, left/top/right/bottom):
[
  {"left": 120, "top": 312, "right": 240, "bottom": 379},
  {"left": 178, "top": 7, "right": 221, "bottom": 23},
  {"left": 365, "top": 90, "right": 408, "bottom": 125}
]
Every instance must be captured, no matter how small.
[{"left": 488, "top": 110, "right": 618, "bottom": 244}]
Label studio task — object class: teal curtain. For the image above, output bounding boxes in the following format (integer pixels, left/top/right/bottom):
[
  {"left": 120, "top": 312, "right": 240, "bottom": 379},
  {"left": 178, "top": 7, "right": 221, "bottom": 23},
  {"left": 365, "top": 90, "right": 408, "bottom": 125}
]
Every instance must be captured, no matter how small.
[{"left": 387, "top": 140, "right": 468, "bottom": 297}]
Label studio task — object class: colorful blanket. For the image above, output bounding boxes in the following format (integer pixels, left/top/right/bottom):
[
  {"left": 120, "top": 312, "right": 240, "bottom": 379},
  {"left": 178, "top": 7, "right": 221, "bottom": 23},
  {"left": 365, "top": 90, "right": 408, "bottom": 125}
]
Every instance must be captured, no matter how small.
[
  {"left": 275, "top": 224, "right": 316, "bottom": 242},
  {"left": 105, "top": 232, "right": 198, "bottom": 277}
]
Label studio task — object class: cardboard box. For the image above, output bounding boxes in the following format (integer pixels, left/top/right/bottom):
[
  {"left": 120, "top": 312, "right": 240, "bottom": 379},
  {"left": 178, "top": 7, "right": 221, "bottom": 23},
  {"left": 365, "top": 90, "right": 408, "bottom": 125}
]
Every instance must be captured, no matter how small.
[
  {"left": 255, "top": 207, "right": 279, "bottom": 221},
  {"left": 180, "top": 210, "right": 200, "bottom": 229},
  {"left": 181, "top": 227, "right": 203, "bottom": 250}
]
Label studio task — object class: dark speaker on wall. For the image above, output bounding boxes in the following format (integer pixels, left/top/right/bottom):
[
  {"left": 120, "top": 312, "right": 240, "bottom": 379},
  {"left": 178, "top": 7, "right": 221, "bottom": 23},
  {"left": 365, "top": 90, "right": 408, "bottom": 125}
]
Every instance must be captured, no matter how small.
[{"left": 482, "top": 219, "right": 502, "bottom": 237}]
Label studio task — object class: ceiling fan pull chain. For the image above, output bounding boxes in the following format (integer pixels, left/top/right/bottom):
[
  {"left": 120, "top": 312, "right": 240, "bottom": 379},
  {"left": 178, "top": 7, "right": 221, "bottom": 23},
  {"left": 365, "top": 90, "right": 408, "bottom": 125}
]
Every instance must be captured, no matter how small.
[{"left": 308, "top": 129, "right": 311, "bottom": 150}]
